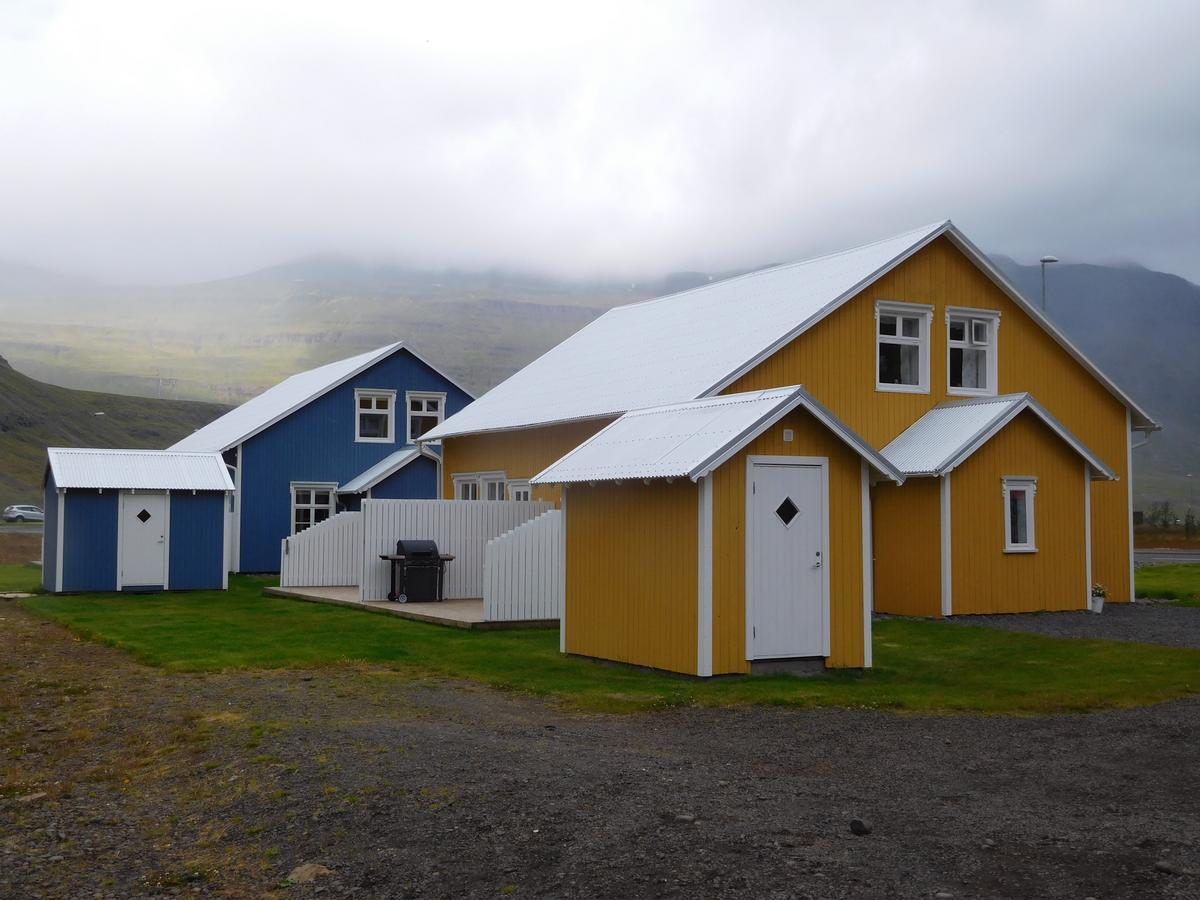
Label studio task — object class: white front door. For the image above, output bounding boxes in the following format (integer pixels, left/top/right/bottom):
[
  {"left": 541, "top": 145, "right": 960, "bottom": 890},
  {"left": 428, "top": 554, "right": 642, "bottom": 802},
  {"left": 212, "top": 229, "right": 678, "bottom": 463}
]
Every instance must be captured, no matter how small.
[
  {"left": 119, "top": 492, "right": 169, "bottom": 588},
  {"left": 746, "top": 461, "right": 828, "bottom": 659}
]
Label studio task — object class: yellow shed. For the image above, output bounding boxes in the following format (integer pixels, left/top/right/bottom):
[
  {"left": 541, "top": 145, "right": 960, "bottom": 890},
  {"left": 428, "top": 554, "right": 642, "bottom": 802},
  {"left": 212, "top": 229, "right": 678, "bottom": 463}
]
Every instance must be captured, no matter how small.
[
  {"left": 874, "top": 394, "right": 1117, "bottom": 617},
  {"left": 532, "top": 386, "right": 904, "bottom": 676}
]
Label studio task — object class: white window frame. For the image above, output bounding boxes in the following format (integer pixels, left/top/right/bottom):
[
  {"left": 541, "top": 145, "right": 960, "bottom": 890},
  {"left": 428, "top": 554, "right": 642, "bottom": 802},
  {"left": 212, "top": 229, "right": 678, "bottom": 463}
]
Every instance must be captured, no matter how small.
[
  {"left": 290, "top": 481, "right": 338, "bottom": 535},
  {"left": 1002, "top": 476, "right": 1037, "bottom": 553},
  {"left": 875, "top": 300, "right": 933, "bottom": 394},
  {"left": 508, "top": 479, "right": 532, "bottom": 501},
  {"left": 355, "top": 388, "right": 396, "bottom": 443},
  {"left": 453, "top": 471, "right": 508, "bottom": 501},
  {"left": 946, "top": 307, "right": 1000, "bottom": 397},
  {"left": 406, "top": 391, "right": 447, "bottom": 445}
]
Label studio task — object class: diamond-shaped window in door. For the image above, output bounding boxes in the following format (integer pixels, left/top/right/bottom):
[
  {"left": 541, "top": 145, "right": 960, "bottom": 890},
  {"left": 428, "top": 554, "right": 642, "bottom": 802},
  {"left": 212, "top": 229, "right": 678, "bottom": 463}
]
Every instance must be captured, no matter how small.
[
  {"left": 136, "top": 509, "right": 152, "bottom": 524},
  {"left": 775, "top": 497, "right": 799, "bottom": 527}
]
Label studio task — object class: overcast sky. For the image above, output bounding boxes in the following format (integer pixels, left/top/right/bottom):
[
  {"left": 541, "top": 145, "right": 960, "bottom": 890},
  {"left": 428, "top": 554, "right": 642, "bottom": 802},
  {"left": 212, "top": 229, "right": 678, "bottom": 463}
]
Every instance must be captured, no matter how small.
[{"left": 1, "top": 0, "right": 1198, "bottom": 284}]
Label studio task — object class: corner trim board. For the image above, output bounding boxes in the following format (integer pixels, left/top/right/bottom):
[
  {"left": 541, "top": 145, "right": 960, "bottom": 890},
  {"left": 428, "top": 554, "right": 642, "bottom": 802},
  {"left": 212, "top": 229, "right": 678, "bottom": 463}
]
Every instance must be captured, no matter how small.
[
  {"left": 940, "top": 474, "right": 953, "bottom": 616},
  {"left": 1084, "top": 461, "right": 1093, "bottom": 610},
  {"left": 860, "top": 460, "right": 874, "bottom": 668},
  {"left": 55, "top": 490, "right": 65, "bottom": 593},
  {"left": 697, "top": 474, "right": 714, "bottom": 676}
]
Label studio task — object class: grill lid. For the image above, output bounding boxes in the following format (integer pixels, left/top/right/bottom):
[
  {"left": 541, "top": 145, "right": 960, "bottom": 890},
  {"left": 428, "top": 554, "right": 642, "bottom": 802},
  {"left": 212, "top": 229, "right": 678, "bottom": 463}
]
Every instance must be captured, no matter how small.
[{"left": 396, "top": 538, "right": 439, "bottom": 558}]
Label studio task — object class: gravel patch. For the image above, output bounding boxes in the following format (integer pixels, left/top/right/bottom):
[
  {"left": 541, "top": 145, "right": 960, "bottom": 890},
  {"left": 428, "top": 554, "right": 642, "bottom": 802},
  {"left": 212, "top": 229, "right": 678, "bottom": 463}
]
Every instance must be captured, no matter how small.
[
  {"left": 2, "top": 603, "right": 1199, "bottom": 898},
  {"left": 943, "top": 601, "right": 1200, "bottom": 649}
]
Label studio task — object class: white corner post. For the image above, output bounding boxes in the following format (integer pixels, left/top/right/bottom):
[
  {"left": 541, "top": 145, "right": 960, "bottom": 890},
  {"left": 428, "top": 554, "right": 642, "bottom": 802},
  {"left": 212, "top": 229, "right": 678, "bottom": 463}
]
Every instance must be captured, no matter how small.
[
  {"left": 1084, "top": 462, "right": 1093, "bottom": 610},
  {"left": 1126, "top": 409, "right": 1134, "bottom": 603},
  {"left": 559, "top": 486, "right": 568, "bottom": 654},
  {"left": 940, "top": 473, "right": 953, "bottom": 617},
  {"left": 55, "top": 489, "right": 65, "bottom": 593},
  {"left": 860, "top": 461, "right": 874, "bottom": 668},
  {"left": 697, "top": 474, "right": 714, "bottom": 677}
]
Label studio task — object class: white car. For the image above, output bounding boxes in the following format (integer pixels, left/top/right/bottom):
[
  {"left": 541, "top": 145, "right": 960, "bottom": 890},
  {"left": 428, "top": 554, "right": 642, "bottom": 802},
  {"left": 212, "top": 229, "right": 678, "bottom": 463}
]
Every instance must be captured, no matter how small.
[{"left": 2, "top": 504, "right": 44, "bottom": 523}]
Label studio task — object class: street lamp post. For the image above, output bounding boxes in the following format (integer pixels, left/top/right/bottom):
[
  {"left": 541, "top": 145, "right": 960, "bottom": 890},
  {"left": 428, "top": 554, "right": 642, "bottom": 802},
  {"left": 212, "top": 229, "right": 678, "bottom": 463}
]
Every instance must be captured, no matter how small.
[{"left": 1040, "top": 255, "right": 1059, "bottom": 312}]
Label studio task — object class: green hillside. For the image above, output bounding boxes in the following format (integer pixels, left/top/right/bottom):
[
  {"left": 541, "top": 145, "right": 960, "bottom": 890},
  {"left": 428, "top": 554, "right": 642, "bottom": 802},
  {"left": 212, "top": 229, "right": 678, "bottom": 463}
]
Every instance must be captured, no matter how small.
[{"left": 0, "top": 355, "right": 228, "bottom": 505}]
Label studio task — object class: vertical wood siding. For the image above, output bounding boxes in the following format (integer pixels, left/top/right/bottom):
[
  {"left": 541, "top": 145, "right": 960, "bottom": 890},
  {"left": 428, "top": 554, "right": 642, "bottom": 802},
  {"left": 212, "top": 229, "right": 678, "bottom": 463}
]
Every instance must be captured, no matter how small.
[
  {"left": 565, "top": 480, "right": 698, "bottom": 675},
  {"left": 279, "top": 511, "right": 364, "bottom": 587},
  {"left": 167, "top": 491, "right": 226, "bottom": 590},
  {"left": 62, "top": 491, "right": 119, "bottom": 592},
  {"left": 871, "top": 478, "right": 942, "bottom": 617},
  {"left": 442, "top": 419, "right": 614, "bottom": 504},
  {"left": 725, "top": 236, "right": 1132, "bottom": 601},
  {"left": 950, "top": 411, "right": 1088, "bottom": 613},
  {"left": 710, "top": 408, "right": 865, "bottom": 672},
  {"left": 483, "top": 510, "right": 564, "bottom": 621},
  {"left": 360, "top": 500, "right": 553, "bottom": 601}
]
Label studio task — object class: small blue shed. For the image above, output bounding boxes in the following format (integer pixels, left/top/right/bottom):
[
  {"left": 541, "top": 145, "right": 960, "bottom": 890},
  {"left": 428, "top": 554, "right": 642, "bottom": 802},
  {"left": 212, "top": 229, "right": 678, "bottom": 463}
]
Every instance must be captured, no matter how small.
[{"left": 43, "top": 448, "right": 234, "bottom": 594}]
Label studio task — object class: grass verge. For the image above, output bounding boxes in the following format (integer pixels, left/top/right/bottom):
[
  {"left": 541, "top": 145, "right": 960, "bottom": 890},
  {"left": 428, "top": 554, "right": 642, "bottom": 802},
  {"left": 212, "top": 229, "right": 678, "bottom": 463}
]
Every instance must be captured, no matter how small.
[
  {"left": 1136, "top": 563, "right": 1200, "bottom": 606},
  {"left": 0, "top": 562, "right": 42, "bottom": 593},
  {"left": 20, "top": 576, "right": 1200, "bottom": 714}
]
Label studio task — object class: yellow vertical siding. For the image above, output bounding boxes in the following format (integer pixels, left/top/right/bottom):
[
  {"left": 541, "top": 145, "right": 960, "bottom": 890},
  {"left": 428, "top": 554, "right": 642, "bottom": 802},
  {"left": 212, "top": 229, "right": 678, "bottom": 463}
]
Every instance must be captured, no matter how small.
[
  {"left": 725, "top": 236, "right": 1131, "bottom": 602},
  {"left": 441, "top": 419, "right": 612, "bottom": 504},
  {"left": 710, "top": 408, "right": 866, "bottom": 672},
  {"left": 950, "top": 411, "right": 1088, "bottom": 614},
  {"left": 564, "top": 480, "right": 698, "bottom": 675},
  {"left": 871, "top": 478, "right": 942, "bottom": 617}
]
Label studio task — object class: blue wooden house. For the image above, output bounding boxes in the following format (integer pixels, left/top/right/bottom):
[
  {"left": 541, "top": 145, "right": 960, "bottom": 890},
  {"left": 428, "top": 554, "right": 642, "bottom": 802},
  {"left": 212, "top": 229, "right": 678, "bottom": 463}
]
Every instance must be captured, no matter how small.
[
  {"left": 43, "top": 448, "right": 233, "bottom": 593},
  {"left": 170, "top": 342, "right": 472, "bottom": 573}
]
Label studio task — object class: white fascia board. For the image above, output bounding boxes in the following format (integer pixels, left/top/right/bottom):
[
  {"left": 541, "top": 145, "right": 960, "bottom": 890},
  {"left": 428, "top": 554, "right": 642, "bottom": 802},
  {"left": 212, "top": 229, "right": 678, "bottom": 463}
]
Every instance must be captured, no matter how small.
[{"left": 942, "top": 226, "right": 1159, "bottom": 432}]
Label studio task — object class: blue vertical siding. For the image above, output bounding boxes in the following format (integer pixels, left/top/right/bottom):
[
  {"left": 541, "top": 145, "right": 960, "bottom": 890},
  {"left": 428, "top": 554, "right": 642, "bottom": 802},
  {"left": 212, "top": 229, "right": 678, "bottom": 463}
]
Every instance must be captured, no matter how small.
[
  {"left": 168, "top": 492, "right": 226, "bottom": 590},
  {"left": 238, "top": 348, "right": 470, "bottom": 572},
  {"left": 42, "top": 472, "right": 59, "bottom": 592},
  {"left": 369, "top": 454, "right": 439, "bottom": 499},
  {"left": 62, "top": 491, "right": 118, "bottom": 592}
]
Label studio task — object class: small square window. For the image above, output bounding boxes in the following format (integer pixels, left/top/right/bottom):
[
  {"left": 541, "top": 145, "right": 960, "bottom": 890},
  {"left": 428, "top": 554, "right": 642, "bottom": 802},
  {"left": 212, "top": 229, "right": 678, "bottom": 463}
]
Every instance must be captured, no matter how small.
[
  {"left": 949, "top": 319, "right": 966, "bottom": 341},
  {"left": 356, "top": 390, "right": 395, "bottom": 442},
  {"left": 972, "top": 320, "right": 990, "bottom": 345},
  {"left": 901, "top": 316, "right": 921, "bottom": 338},
  {"left": 879, "top": 314, "right": 897, "bottom": 336},
  {"left": 407, "top": 392, "right": 446, "bottom": 444}
]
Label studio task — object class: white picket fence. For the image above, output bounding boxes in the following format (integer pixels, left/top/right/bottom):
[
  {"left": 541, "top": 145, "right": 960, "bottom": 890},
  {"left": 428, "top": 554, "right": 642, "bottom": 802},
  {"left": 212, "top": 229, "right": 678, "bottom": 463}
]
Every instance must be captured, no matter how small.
[
  {"left": 280, "top": 511, "right": 363, "bottom": 587},
  {"left": 483, "top": 510, "right": 564, "bottom": 622},
  {"left": 359, "top": 499, "right": 553, "bottom": 602}
]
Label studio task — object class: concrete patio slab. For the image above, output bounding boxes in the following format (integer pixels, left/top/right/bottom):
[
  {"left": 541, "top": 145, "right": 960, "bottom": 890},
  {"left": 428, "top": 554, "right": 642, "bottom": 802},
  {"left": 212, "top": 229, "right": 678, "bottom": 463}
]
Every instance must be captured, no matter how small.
[{"left": 264, "top": 585, "right": 556, "bottom": 630}]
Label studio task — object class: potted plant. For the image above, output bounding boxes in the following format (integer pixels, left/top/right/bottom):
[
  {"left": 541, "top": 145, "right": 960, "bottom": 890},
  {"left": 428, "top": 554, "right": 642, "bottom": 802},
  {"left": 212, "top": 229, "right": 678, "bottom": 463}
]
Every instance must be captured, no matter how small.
[{"left": 1090, "top": 583, "right": 1107, "bottom": 613}]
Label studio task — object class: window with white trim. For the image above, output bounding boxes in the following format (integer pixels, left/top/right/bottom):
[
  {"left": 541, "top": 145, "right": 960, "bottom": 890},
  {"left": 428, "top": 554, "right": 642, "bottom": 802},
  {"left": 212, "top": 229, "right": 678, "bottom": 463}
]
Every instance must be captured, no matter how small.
[
  {"left": 508, "top": 479, "right": 532, "bottom": 501},
  {"left": 1003, "top": 477, "right": 1037, "bottom": 552},
  {"left": 407, "top": 391, "right": 446, "bottom": 444},
  {"left": 453, "top": 471, "right": 507, "bottom": 500},
  {"left": 876, "top": 301, "right": 932, "bottom": 392},
  {"left": 355, "top": 389, "right": 395, "bottom": 442},
  {"left": 947, "top": 308, "right": 999, "bottom": 395},
  {"left": 291, "top": 482, "right": 337, "bottom": 534}
]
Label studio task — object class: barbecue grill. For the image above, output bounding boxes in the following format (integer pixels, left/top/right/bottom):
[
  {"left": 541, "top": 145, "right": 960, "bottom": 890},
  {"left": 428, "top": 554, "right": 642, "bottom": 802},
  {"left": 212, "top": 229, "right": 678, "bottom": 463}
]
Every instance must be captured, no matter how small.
[{"left": 379, "top": 538, "right": 454, "bottom": 603}]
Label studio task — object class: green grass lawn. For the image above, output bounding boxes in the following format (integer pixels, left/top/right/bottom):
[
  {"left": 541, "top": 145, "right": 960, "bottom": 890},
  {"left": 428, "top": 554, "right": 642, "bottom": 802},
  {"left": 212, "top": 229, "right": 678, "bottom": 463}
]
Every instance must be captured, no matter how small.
[
  {"left": 1136, "top": 563, "right": 1200, "bottom": 606},
  {"left": 19, "top": 576, "right": 1200, "bottom": 714},
  {"left": 0, "top": 563, "right": 42, "bottom": 593}
]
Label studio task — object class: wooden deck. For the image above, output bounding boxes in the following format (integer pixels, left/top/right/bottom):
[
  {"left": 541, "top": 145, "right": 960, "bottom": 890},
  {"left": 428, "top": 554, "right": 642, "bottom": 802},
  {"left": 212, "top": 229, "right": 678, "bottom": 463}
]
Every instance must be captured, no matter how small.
[{"left": 264, "top": 586, "right": 556, "bottom": 630}]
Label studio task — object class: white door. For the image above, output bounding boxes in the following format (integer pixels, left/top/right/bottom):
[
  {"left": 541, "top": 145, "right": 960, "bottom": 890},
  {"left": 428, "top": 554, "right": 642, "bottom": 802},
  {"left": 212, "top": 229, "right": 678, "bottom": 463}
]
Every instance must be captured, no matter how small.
[
  {"left": 119, "top": 492, "right": 168, "bottom": 587},
  {"left": 746, "top": 461, "right": 827, "bottom": 659}
]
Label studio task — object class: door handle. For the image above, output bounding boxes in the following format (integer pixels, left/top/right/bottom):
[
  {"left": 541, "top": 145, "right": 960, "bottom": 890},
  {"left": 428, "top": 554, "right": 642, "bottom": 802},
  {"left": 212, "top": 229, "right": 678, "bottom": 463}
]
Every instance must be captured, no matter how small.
[{"left": 812, "top": 551, "right": 822, "bottom": 569}]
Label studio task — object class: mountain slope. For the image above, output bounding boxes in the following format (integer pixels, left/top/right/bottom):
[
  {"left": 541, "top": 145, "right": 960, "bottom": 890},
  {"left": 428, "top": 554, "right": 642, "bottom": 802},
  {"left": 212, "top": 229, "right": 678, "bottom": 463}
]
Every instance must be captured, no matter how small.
[{"left": 0, "top": 355, "right": 229, "bottom": 504}]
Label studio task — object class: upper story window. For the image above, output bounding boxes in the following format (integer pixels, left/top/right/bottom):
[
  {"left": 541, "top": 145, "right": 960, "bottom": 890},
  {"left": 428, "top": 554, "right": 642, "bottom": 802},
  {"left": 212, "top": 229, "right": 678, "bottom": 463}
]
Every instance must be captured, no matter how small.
[
  {"left": 947, "top": 308, "right": 1000, "bottom": 396},
  {"left": 355, "top": 389, "right": 396, "bottom": 443},
  {"left": 1003, "top": 477, "right": 1037, "bottom": 553},
  {"left": 876, "top": 301, "right": 932, "bottom": 393},
  {"left": 407, "top": 391, "right": 446, "bottom": 444}
]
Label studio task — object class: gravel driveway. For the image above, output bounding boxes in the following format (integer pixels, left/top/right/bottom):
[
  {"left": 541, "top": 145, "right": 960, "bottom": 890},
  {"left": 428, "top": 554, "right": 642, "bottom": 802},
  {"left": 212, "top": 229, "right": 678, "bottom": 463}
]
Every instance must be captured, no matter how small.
[
  {"left": 943, "top": 601, "right": 1200, "bottom": 649},
  {"left": 2, "top": 601, "right": 1199, "bottom": 899}
]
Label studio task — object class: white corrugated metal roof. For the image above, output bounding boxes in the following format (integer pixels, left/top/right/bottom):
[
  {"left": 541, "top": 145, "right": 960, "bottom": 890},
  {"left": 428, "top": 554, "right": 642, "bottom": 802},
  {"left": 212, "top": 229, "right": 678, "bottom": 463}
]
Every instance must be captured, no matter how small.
[
  {"left": 532, "top": 386, "right": 904, "bottom": 485},
  {"left": 424, "top": 220, "right": 1155, "bottom": 441},
  {"left": 881, "top": 393, "right": 1117, "bottom": 478},
  {"left": 170, "top": 342, "right": 472, "bottom": 453},
  {"left": 47, "top": 448, "right": 234, "bottom": 491},
  {"left": 338, "top": 447, "right": 432, "bottom": 494}
]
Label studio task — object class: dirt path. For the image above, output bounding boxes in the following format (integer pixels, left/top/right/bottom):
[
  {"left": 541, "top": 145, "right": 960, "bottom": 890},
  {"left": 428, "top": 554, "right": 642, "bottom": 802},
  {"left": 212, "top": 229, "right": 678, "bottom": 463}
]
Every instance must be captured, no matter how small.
[{"left": 2, "top": 601, "right": 1199, "bottom": 899}]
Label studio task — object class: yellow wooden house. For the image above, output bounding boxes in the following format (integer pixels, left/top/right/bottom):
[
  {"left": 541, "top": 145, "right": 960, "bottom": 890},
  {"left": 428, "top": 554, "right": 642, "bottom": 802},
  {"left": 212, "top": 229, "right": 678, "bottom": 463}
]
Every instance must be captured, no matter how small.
[{"left": 421, "top": 220, "right": 1158, "bottom": 676}]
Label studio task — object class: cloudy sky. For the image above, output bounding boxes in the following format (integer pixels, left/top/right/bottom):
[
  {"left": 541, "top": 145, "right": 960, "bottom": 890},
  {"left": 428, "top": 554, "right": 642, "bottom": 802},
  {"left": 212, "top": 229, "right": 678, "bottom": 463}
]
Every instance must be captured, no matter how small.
[{"left": 1, "top": 0, "right": 1197, "bottom": 284}]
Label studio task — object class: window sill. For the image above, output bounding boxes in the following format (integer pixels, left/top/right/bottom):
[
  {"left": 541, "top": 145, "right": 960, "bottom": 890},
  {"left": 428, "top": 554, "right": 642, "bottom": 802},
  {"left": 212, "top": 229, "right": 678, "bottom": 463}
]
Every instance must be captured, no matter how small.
[
  {"left": 355, "top": 437, "right": 395, "bottom": 444},
  {"left": 948, "top": 387, "right": 997, "bottom": 398},
  {"left": 876, "top": 383, "right": 929, "bottom": 395},
  {"left": 1003, "top": 547, "right": 1038, "bottom": 554}
]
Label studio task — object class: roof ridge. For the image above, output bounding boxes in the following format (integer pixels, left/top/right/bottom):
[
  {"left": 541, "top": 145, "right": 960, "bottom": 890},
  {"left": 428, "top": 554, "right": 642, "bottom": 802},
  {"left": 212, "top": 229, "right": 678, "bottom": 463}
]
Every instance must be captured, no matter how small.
[
  {"left": 621, "top": 386, "right": 799, "bottom": 417},
  {"left": 608, "top": 220, "right": 950, "bottom": 314}
]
